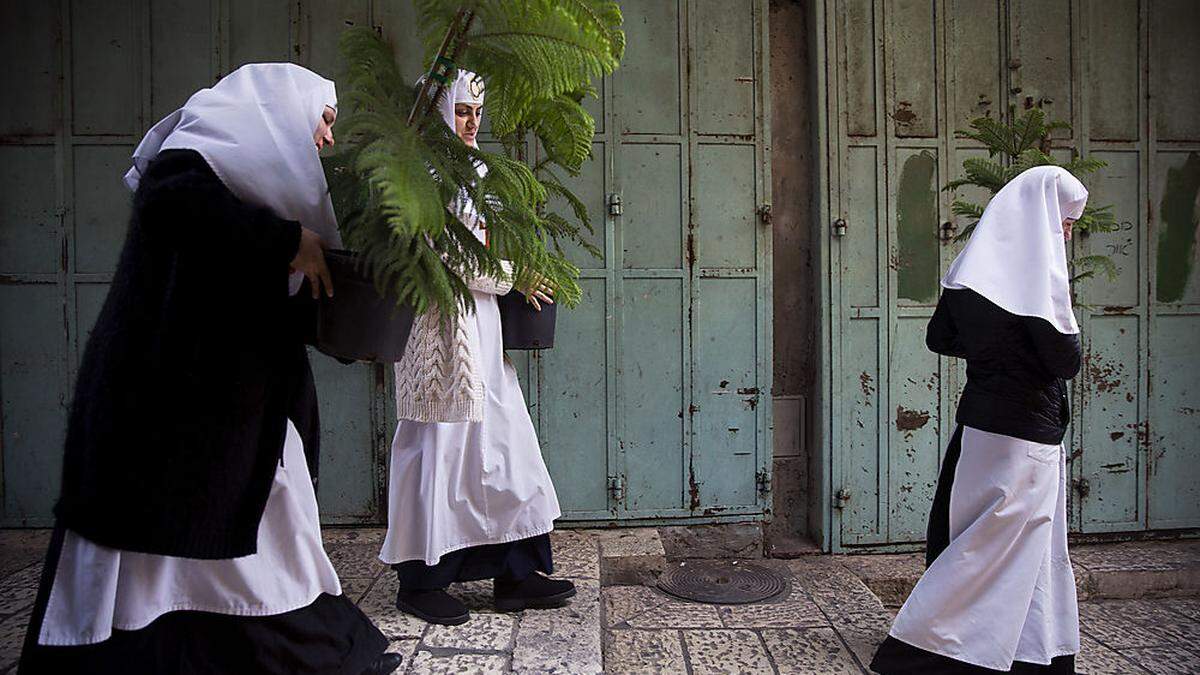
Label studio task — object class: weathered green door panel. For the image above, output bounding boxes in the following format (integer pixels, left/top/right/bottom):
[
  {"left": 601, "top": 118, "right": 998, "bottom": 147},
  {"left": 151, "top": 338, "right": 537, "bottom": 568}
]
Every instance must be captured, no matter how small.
[
  {"left": 536, "top": 280, "right": 611, "bottom": 513},
  {"left": 1086, "top": 0, "right": 1139, "bottom": 142},
  {"left": 1, "top": 1, "right": 60, "bottom": 137},
  {"left": 1154, "top": 153, "right": 1200, "bottom": 305},
  {"left": 309, "top": 357, "right": 384, "bottom": 524},
  {"left": 74, "top": 146, "right": 133, "bottom": 275},
  {"left": 1147, "top": 316, "right": 1200, "bottom": 529},
  {"left": 841, "top": 0, "right": 877, "bottom": 138},
  {"left": 1008, "top": 0, "right": 1072, "bottom": 134},
  {"left": 692, "top": 0, "right": 755, "bottom": 136},
  {"left": 894, "top": 149, "right": 939, "bottom": 304},
  {"left": 620, "top": 144, "right": 683, "bottom": 269},
  {"left": 694, "top": 144, "right": 757, "bottom": 269},
  {"left": 1, "top": 286, "right": 68, "bottom": 526},
  {"left": 0, "top": 147, "right": 59, "bottom": 275},
  {"left": 888, "top": 316, "right": 941, "bottom": 542},
  {"left": 1150, "top": 1, "right": 1200, "bottom": 142},
  {"left": 71, "top": 0, "right": 138, "bottom": 136},
  {"left": 841, "top": 318, "right": 885, "bottom": 545},
  {"left": 150, "top": 0, "right": 215, "bottom": 121},
  {"left": 691, "top": 277, "right": 760, "bottom": 509},
  {"left": 620, "top": 278, "right": 686, "bottom": 513},
  {"left": 554, "top": 145, "right": 608, "bottom": 270},
  {"left": 886, "top": 0, "right": 937, "bottom": 139},
  {"left": 947, "top": 0, "right": 1002, "bottom": 129},
  {"left": 613, "top": 0, "right": 681, "bottom": 135},
  {"left": 229, "top": 1, "right": 293, "bottom": 66}
]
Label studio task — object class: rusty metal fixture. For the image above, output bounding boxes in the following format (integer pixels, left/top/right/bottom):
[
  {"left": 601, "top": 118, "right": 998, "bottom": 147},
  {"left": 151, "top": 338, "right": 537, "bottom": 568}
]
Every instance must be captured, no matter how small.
[
  {"left": 833, "top": 218, "right": 848, "bottom": 237},
  {"left": 407, "top": 8, "right": 476, "bottom": 130},
  {"left": 940, "top": 220, "right": 957, "bottom": 241},
  {"left": 657, "top": 560, "right": 786, "bottom": 605}
]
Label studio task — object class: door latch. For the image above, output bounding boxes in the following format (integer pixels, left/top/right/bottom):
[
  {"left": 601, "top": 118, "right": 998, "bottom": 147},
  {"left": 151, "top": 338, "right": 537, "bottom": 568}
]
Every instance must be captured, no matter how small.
[
  {"left": 607, "top": 474, "right": 625, "bottom": 502},
  {"left": 833, "top": 218, "right": 848, "bottom": 237},
  {"left": 833, "top": 488, "right": 851, "bottom": 509}
]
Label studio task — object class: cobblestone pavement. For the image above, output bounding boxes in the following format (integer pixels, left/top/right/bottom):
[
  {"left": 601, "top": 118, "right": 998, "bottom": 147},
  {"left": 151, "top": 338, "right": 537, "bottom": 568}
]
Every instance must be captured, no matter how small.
[{"left": 2, "top": 528, "right": 1198, "bottom": 674}]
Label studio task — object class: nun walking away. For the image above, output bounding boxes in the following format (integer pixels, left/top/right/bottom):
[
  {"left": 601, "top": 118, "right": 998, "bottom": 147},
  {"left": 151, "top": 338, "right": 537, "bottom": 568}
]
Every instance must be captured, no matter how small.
[
  {"left": 871, "top": 165, "right": 1087, "bottom": 674},
  {"left": 379, "top": 70, "right": 574, "bottom": 626},
  {"left": 19, "top": 64, "right": 399, "bottom": 675}
]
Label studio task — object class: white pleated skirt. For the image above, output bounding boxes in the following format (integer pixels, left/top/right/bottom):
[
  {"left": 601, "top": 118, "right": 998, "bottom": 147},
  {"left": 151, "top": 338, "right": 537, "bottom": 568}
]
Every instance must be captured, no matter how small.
[
  {"left": 888, "top": 425, "right": 1080, "bottom": 671},
  {"left": 380, "top": 289, "right": 561, "bottom": 566},
  {"left": 38, "top": 420, "right": 342, "bottom": 646}
]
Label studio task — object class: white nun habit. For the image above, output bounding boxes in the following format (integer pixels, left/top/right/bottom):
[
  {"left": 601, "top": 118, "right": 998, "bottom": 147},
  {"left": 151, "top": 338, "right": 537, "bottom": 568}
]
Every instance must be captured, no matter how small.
[
  {"left": 38, "top": 63, "right": 344, "bottom": 647},
  {"left": 379, "top": 70, "right": 562, "bottom": 567},
  {"left": 885, "top": 165, "right": 1088, "bottom": 671}
]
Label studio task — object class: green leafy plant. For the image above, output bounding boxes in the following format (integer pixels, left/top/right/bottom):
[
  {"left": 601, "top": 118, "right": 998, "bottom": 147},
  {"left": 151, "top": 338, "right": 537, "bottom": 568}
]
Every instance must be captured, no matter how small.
[
  {"left": 326, "top": 1, "right": 624, "bottom": 316},
  {"left": 943, "top": 107, "right": 1119, "bottom": 282}
]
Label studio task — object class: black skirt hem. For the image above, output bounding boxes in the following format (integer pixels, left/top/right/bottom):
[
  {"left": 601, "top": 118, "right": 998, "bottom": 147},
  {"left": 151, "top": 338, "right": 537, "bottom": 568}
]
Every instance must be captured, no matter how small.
[
  {"left": 393, "top": 532, "right": 554, "bottom": 590},
  {"left": 870, "top": 635, "right": 1076, "bottom": 674},
  {"left": 19, "top": 526, "right": 386, "bottom": 675}
]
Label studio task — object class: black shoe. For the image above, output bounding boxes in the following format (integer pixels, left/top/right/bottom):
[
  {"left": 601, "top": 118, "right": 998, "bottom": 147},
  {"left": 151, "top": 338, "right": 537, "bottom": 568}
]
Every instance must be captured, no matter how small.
[
  {"left": 493, "top": 573, "right": 577, "bottom": 612},
  {"left": 361, "top": 652, "right": 404, "bottom": 675},
  {"left": 395, "top": 589, "right": 470, "bottom": 625}
]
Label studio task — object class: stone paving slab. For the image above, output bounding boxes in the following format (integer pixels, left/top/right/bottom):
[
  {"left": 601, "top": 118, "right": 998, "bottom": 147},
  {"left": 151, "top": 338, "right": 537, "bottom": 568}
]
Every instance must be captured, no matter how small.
[
  {"left": 604, "top": 629, "right": 687, "bottom": 674},
  {"left": 760, "top": 627, "right": 863, "bottom": 674},
  {"left": 408, "top": 650, "right": 511, "bottom": 674},
  {"left": 682, "top": 629, "right": 773, "bottom": 674},
  {"left": 597, "top": 528, "right": 668, "bottom": 586},
  {"left": 1076, "top": 635, "right": 1153, "bottom": 674},
  {"left": 512, "top": 580, "right": 602, "bottom": 674},
  {"left": 1119, "top": 645, "right": 1200, "bottom": 674}
]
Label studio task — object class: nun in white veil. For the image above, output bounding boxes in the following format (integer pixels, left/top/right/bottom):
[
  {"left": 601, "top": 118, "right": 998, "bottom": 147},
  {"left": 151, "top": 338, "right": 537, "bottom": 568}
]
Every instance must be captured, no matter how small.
[
  {"left": 872, "top": 165, "right": 1087, "bottom": 674},
  {"left": 19, "top": 64, "right": 399, "bottom": 675},
  {"left": 378, "top": 69, "right": 574, "bottom": 626}
]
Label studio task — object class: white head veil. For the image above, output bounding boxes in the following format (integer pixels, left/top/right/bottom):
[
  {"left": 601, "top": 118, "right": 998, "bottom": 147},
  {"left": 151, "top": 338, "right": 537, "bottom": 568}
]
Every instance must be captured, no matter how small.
[
  {"left": 941, "top": 165, "right": 1088, "bottom": 334},
  {"left": 124, "top": 63, "right": 342, "bottom": 249}
]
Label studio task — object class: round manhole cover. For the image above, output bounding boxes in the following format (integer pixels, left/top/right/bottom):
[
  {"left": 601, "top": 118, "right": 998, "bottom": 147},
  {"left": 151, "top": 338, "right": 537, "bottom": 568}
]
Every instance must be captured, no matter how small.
[{"left": 657, "top": 560, "right": 786, "bottom": 605}]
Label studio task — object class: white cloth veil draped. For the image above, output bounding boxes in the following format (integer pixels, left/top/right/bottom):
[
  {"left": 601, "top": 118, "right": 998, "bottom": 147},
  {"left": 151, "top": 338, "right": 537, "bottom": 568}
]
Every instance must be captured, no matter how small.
[
  {"left": 941, "top": 165, "right": 1088, "bottom": 334},
  {"left": 123, "top": 63, "right": 342, "bottom": 249}
]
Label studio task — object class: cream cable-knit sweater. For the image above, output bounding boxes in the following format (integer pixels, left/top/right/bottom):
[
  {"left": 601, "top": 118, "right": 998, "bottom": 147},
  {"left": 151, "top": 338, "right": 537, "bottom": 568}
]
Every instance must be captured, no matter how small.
[{"left": 393, "top": 260, "right": 514, "bottom": 423}]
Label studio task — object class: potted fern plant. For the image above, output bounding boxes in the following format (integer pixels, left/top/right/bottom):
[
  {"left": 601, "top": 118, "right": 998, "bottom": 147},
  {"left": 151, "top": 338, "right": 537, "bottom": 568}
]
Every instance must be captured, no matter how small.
[
  {"left": 317, "top": 1, "right": 623, "bottom": 361},
  {"left": 944, "top": 107, "right": 1119, "bottom": 283}
]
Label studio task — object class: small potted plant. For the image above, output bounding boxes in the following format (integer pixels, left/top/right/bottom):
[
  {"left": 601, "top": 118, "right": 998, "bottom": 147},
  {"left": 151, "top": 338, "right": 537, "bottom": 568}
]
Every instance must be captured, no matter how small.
[{"left": 317, "top": 2, "right": 623, "bottom": 360}]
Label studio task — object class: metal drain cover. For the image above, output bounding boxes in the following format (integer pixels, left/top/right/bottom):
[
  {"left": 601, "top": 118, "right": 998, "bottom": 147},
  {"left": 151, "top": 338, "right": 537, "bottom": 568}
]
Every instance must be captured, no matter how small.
[{"left": 657, "top": 560, "right": 786, "bottom": 605}]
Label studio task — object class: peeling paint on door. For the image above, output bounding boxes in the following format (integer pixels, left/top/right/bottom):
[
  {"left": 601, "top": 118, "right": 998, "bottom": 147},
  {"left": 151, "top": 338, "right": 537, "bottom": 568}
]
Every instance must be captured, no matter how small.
[
  {"left": 1155, "top": 152, "right": 1200, "bottom": 303},
  {"left": 896, "top": 150, "right": 939, "bottom": 302}
]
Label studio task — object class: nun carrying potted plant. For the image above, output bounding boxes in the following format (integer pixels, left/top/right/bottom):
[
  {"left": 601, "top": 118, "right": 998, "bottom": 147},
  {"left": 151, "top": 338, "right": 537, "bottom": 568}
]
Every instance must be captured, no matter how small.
[
  {"left": 871, "top": 165, "right": 1087, "bottom": 674},
  {"left": 19, "top": 64, "right": 400, "bottom": 675},
  {"left": 378, "top": 69, "right": 575, "bottom": 626}
]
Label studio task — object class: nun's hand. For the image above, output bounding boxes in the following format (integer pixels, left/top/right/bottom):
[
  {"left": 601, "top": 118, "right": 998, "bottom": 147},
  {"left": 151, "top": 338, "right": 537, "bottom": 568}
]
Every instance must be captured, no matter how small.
[
  {"left": 291, "top": 227, "right": 334, "bottom": 299},
  {"left": 519, "top": 276, "right": 554, "bottom": 312}
]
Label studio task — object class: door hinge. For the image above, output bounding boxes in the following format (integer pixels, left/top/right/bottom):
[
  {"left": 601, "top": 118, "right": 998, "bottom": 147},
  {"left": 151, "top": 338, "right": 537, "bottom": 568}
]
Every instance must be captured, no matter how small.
[
  {"left": 757, "top": 203, "right": 772, "bottom": 224},
  {"left": 607, "top": 192, "right": 623, "bottom": 217},
  {"left": 832, "top": 218, "right": 848, "bottom": 237},
  {"left": 756, "top": 469, "right": 771, "bottom": 497},
  {"left": 607, "top": 474, "right": 625, "bottom": 502},
  {"left": 833, "top": 488, "right": 851, "bottom": 509}
]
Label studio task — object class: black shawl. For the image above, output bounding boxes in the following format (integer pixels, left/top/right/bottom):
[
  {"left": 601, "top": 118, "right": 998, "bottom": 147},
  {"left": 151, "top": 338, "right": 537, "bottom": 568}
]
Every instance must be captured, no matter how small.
[{"left": 54, "top": 149, "right": 321, "bottom": 559}]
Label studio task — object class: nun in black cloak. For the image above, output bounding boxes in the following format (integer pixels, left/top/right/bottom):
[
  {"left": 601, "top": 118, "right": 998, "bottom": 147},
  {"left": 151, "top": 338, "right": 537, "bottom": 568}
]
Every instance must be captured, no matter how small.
[
  {"left": 18, "top": 63, "right": 401, "bottom": 675},
  {"left": 871, "top": 165, "right": 1088, "bottom": 674}
]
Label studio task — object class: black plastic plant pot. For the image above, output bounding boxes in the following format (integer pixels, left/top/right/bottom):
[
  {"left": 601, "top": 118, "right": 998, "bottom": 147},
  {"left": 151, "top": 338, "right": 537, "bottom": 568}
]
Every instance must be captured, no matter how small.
[
  {"left": 497, "top": 288, "right": 557, "bottom": 350},
  {"left": 315, "top": 250, "right": 415, "bottom": 363}
]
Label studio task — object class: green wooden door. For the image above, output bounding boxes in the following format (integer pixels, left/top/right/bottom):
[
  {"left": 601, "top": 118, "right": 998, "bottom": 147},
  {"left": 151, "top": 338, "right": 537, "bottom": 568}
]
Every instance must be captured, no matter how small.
[
  {"left": 1, "top": 0, "right": 772, "bottom": 527},
  {"left": 819, "top": 0, "right": 1200, "bottom": 550}
]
